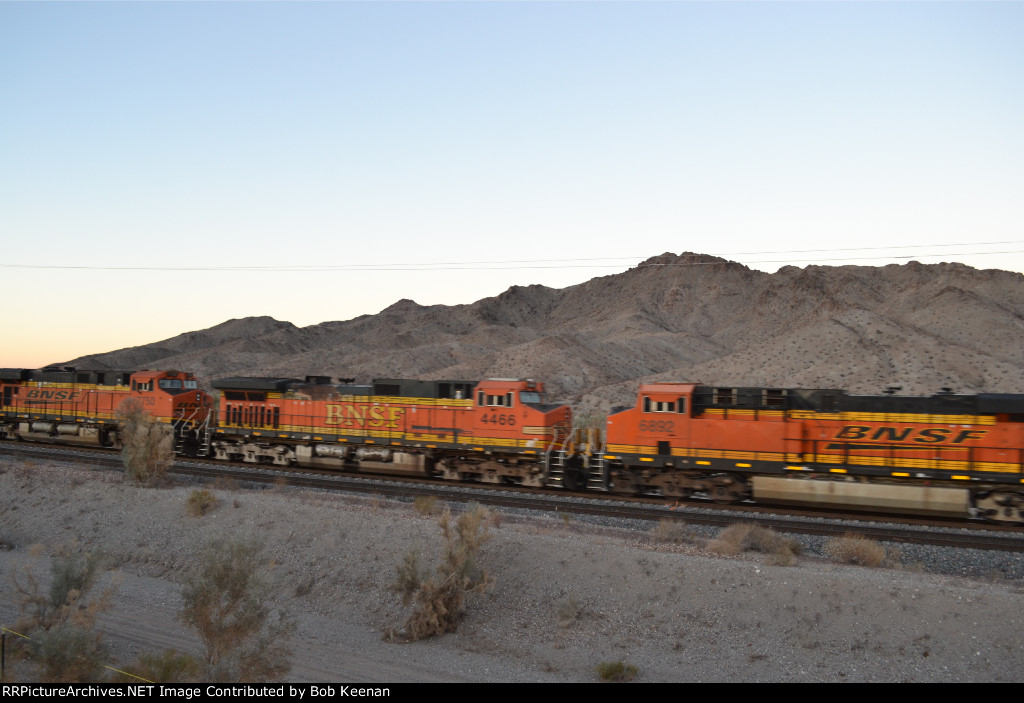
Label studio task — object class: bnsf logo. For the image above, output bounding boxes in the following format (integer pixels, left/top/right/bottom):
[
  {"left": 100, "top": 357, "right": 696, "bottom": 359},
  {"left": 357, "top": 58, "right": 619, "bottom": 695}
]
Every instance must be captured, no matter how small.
[
  {"left": 26, "top": 389, "right": 81, "bottom": 401},
  {"left": 325, "top": 403, "right": 405, "bottom": 429},
  {"left": 835, "top": 425, "right": 987, "bottom": 445}
]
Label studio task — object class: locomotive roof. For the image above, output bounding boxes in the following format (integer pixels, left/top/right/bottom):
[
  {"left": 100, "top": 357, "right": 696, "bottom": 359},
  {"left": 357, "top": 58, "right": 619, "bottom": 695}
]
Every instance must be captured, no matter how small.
[
  {"left": 212, "top": 377, "right": 303, "bottom": 392},
  {"left": 0, "top": 368, "right": 135, "bottom": 384},
  {"left": 684, "top": 384, "right": 1024, "bottom": 415}
]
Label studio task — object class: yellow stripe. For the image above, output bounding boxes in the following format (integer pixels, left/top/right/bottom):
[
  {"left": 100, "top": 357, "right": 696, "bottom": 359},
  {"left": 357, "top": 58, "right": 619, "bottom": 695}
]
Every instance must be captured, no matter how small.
[
  {"left": 787, "top": 409, "right": 995, "bottom": 425},
  {"left": 23, "top": 382, "right": 130, "bottom": 391},
  {"left": 605, "top": 444, "right": 1023, "bottom": 476},
  {"left": 805, "top": 453, "right": 1021, "bottom": 474}
]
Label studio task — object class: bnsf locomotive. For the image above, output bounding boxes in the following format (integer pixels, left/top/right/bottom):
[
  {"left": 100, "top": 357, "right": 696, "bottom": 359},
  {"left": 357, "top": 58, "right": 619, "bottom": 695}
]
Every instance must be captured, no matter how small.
[
  {"left": 602, "top": 382, "right": 1024, "bottom": 525},
  {"left": 2, "top": 367, "right": 1023, "bottom": 525},
  {"left": 209, "top": 375, "right": 570, "bottom": 487},
  {"left": 0, "top": 367, "right": 213, "bottom": 455}
]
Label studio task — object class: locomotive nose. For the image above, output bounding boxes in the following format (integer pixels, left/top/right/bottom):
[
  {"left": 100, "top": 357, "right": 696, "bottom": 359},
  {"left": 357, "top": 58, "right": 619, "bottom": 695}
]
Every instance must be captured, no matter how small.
[{"left": 174, "top": 392, "right": 212, "bottom": 422}]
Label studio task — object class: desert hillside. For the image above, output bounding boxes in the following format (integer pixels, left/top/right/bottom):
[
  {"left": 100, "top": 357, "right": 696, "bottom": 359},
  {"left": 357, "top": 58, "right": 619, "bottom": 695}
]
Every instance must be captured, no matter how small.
[{"left": 62, "top": 253, "right": 1024, "bottom": 409}]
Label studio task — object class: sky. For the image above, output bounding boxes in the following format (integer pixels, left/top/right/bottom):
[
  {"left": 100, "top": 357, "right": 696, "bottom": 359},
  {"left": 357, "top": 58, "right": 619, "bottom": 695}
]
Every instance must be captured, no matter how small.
[{"left": 2, "top": 1, "right": 1023, "bottom": 368}]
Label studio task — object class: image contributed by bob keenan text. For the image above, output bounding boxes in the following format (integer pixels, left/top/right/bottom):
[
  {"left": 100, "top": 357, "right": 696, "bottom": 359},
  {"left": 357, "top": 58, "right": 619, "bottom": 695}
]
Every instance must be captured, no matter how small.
[{"left": 1, "top": 685, "right": 394, "bottom": 699}]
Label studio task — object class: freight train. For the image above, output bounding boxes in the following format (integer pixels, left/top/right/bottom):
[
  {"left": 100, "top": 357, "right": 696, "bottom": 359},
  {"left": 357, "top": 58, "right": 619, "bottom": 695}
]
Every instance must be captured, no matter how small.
[{"left": 2, "top": 366, "right": 1023, "bottom": 525}]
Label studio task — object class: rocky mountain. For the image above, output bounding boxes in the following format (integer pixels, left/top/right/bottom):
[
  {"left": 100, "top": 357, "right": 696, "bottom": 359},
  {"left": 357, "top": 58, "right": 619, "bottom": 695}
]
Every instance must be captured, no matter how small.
[{"left": 61, "top": 253, "right": 1024, "bottom": 409}]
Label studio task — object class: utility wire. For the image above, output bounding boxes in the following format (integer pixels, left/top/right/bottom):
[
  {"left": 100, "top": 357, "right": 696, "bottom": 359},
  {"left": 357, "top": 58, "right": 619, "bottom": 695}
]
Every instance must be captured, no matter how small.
[{"left": 2, "top": 242, "right": 1022, "bottom": 272}]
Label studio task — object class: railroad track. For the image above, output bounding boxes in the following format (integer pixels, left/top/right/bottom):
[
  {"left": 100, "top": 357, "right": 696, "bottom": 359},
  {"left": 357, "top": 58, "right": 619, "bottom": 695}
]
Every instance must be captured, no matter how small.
[{"left": 3, "top": 442, "right": 1023, "bottom": 553}]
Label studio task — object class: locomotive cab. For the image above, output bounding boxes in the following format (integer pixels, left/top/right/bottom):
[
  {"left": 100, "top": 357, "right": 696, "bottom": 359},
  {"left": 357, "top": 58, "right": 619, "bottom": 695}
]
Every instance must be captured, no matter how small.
[
  {"left": 606, "top": 383, "right": 695, "bottom": 462},
  {"left": 129, "top": 370, "right": 214, "bottom": 455},
  {"left": 470, "top": 378, "right": 571, "bottom": 448}
]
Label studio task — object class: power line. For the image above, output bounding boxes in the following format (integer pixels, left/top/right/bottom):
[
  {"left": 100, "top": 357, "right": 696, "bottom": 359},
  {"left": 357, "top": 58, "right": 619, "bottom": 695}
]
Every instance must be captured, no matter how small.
[{"left": 2, "top": 242, "right": 1023, "bottom": 273}]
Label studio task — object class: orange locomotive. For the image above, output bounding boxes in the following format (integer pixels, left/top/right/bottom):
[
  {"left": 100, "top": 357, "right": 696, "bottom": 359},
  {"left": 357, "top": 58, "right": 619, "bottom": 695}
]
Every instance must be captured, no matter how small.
[
  {"left": 0, "top": 367, "right": 214, "bottom": 455},
  {"left": 5, "top": 365, "right": 1024, "bottom": 524},
  {"left": 600, "top": 382, "right": 1024, "bottom": 523},
  {"left": 210, "top": 376, "right": 572, "bottom": 486}
]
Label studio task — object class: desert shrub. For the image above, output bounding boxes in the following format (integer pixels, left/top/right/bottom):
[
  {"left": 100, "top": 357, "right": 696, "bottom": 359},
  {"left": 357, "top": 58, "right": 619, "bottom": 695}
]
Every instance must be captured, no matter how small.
[
  {"left": 393, "top": 550, "right": 429, "bottom": 599},
  {"left": 23, "top": 622, "right": 110, "bottom": 683},
  {"left": 49, "top": 551, "right": 101, "bottom": 610},
  {"left": 824, "top": 533, "right": 886, "bottom": 567},
  {"left": 187, "top": 489, "right": 218, "bottom": 517},
  {"left": 116, "top": 398, "right": 174, "bottom": 485},
  {"left": 413, "top": 495, "right": 440, "bottom": 516},
  {"left": 115, "top": 649, "right": 200, "bottom": 683},
  {"left": 557, "top": 594, "right": 583, "bottom": 625},
  {"left": 596, "top": 660, "right": 638, "bottom": 682},
  {"left": 391, "top": 504, "right": 495, "bottom": 641},
  {"left": 179, "top": 539, "right": 294, "bottom": 682},
  {"left": 708, "top": 524, "right": 801, "bottom": 565},
  {"left": 573, "top": 411, "right": 607, "bottom": 431},
  {"left": 649, "top": 518, "right": 697, "bottom": 544},
  {"left": 271, "top": 476, "right": 289, "bottom": 492},
  {"left": 212, "top": 476, "right": 241, "bottom": 492},
  {"left": 11, "top": 550, "right": 116, "bottom": 682}
]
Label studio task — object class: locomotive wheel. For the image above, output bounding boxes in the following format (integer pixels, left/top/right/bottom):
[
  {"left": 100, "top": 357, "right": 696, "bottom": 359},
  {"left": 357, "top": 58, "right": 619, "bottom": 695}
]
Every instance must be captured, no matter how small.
[
  {"left": 709, "top": 485, "right": 739, "bottom": 504},
  {"left": 709, "top": 475, "right": 748, "bottom": 504}
]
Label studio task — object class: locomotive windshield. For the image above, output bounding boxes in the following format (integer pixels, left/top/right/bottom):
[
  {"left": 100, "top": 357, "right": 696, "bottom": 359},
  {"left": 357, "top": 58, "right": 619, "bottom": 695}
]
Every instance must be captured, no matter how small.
[
  {"left": 158, "top": 378, "right": 200, "bottom": 393},
  {"left": 520, "top": 391, "right": 541, "bottom": 404}
]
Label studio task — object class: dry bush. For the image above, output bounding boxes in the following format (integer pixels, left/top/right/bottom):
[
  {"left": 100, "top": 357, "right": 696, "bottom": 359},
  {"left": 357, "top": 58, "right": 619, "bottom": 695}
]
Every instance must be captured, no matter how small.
[
  {"left": 649, "top": 518, "right": 697, "bottom": 544},
  {"left": 179, "top": 539, "right": 294, "bottom": 682},
  {"left": 557, "top": 594, "right": 583, "bottom": 625},
  {"left": 708, "top": 524, "right": 801, "bottom": 565},
  {"left": 187, "top": 488, "right": 218, "bottom": 517},
  {"left": 115, "top": 650, "right": 200, "bottom": 683},
  {"left": 573, "top": 411, "right": 607, "bottom": 431},
  {"left": 413, "top": 495, "right": 440, "bottom": 516},
  {"left": 212, "top": 476, "right": 241, "bottom": 492},
  {"left": 22, "top": 623, "right": 110, "bottom": 683},
  {"left": 11, "top": 550, "right": 117, "bottom": 682},
  {"left": 271, "top": 476, "right": 289, "bottom": 492},
  {"left": 596, "top": 660, "right": 638, "bottom": 682},
  {"left": 391, "top": 504, "right": 495, "bottom": 641},
  {"left": 116, "top": 398, "right": 174, "bottom": 485},
  {"left": 824, "top": 533, "right": 886, "bottom": 567}
]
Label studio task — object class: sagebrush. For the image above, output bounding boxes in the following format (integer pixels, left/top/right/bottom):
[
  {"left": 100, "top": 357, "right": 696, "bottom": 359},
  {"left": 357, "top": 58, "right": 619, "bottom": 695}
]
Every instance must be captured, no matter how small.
[
  {"left": 708, "top": 524, "right": 802, "bottom": 565},
  {"left": 187, "top": 488, "right": 218, "bottom": 517},
  {"left": 179, "top": 539, "right": 294, "bottom": 681},
  {"left": 596, "top": 660, "right": 638, "bottom": 682},
  {"left": 11, "top": 550, "right": 117, "bottom": 682},
  {"left": 824, "top": 533, "right": 886, "bottom": 566},
  {"left": 413, "top": 495, "right": 440, "bottom": 515},
  {"left": 391, "top": 504, "right": 495, "bottom": 641},
  {"left": 650, "top": 518, "right": 697, "bottom": 544},
  {"left": 116, "top": 398, "right": 174, "bottom": 485}
]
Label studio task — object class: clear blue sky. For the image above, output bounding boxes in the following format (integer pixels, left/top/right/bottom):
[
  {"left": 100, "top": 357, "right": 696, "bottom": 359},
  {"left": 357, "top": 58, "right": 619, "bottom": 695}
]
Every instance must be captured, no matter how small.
[{"left": 2, "top": 1, "right": 1022, "bottom": 367}]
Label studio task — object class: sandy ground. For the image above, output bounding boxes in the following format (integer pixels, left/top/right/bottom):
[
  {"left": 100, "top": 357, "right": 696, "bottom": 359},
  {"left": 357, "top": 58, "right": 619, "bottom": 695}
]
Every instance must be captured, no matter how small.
[{"left": 1, "top": 457, "right": 1023, "bottom": 683}]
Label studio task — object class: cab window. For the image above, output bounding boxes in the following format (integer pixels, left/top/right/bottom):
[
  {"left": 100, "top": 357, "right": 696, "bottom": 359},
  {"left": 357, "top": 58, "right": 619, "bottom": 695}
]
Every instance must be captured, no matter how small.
[
  {"left": 478, "top": 391, "right": 514, "bottom": 407},
  {"left": 643, "top": 397, "right": 681, "bottom": 413}
]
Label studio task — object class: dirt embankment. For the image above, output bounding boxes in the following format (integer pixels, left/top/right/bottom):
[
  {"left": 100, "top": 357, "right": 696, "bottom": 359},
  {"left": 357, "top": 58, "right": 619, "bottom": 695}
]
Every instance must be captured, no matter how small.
[{"left": 2, "top": 458, "right": 1023, "bottom": 683}]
